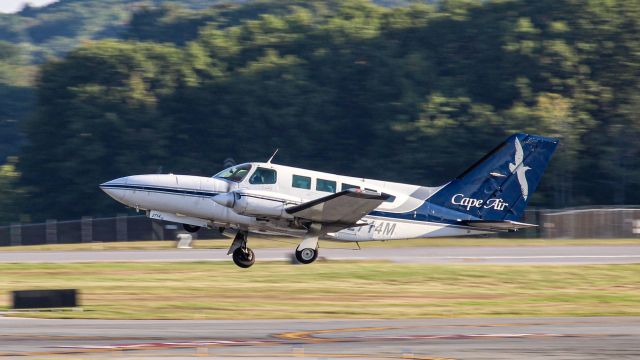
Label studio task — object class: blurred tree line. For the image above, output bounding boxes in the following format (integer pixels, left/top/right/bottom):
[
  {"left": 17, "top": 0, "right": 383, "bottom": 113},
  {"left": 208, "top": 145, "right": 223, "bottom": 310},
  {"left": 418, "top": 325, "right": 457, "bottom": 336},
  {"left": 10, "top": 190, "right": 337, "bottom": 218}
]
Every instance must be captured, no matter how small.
[
  {"left": 1, "top": 0, "right": 640, "bottom": 223},
  {"left": 0, "top": 0, "right": 426, "bottom": 161},
  {"left": 0, "top": 0, "right": 244, "bottom": 63},
  {"left": 0, "top": 0, "right": 255, "bottom": 164}
]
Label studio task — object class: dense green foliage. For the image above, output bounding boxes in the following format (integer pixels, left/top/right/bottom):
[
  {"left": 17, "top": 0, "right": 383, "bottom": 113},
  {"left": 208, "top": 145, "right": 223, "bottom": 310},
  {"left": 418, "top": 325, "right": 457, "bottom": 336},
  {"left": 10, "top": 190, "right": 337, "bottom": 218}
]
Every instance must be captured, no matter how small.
[
  {"left": 0, "top": 0, "right": 247, "bottom": 166},
  {"left": 2, "top": 0, "right": 640, "bottom": 223},
  {"left": 0, "top": 0, "right": 240, "bottom": 62},
  {"left": 0, "top": 41, "right": 34, "bottom": 163},
  {"left": 0, "top": 0, "right": 424, "bottom": 166},
  {"left": 0, "top": 0, "right": 415, "bottom": 62},
  {"left": 0, "top": 157, "right": 23, "bottom": 223}
]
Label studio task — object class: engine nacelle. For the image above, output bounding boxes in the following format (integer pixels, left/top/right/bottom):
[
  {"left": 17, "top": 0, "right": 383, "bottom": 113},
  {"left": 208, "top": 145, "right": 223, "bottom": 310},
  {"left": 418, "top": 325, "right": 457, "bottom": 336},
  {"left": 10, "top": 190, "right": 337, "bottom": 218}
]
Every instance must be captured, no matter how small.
[{"left": 212, "top": 190, "right": 298, "bottom": 218}]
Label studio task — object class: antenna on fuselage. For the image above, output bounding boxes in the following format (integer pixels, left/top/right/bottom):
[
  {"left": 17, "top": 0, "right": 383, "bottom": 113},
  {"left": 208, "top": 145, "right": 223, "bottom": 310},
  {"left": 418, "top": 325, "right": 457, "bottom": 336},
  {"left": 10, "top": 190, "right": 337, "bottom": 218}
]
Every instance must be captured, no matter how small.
[{"left": 266, "top": 149, "right": 279, "bottom": 164}]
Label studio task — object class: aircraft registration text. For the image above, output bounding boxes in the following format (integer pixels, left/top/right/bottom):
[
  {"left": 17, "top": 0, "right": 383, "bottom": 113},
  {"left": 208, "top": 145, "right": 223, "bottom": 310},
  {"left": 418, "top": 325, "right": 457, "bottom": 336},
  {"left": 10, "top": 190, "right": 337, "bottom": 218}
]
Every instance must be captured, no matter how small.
[{"left": 367, "top": 221, "right": 397, "bottom": 236}]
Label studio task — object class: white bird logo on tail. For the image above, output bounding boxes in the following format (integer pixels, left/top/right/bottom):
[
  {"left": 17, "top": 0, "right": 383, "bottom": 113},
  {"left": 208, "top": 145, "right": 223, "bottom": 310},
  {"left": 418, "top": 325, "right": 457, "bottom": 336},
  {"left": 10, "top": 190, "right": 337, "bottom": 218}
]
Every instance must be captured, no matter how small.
[{"left": 508, "top": 137, "right": 531, "bottom": 200}]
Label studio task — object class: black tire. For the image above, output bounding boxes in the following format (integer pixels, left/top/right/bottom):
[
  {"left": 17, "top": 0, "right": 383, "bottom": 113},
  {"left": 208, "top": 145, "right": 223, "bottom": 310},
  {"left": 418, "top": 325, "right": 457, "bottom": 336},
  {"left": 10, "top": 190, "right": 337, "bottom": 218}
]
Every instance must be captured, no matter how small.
[
  {"left": 232, "top": 247, "right": 255, "bottom": 268},
  {"left": 295, "top": 247, "right": 318, "bottom": 264},
  {"left": 183, "top": 224, "right": 201, "bottom": 233}
]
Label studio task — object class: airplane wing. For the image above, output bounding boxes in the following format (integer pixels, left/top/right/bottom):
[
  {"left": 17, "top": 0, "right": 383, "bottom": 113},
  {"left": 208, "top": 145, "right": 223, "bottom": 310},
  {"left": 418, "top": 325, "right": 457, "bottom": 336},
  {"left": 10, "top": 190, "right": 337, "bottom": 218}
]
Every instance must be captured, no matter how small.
[
  {"left": 461, "top": 220, "right": 537, "bottom": 231},
  {"left": 285, "top": 189, "right": 390, "bottom": 227}
]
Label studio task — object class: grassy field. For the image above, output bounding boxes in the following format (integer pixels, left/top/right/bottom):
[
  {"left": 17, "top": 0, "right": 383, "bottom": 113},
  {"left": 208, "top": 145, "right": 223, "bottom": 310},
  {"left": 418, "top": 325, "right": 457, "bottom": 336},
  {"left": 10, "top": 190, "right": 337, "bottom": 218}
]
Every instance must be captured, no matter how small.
[
  {"left": 2, "top": 237, "right": 640, "bottom": 252},
  {"left": 1, "top": 261, "right": 639, "bottom": 319}
]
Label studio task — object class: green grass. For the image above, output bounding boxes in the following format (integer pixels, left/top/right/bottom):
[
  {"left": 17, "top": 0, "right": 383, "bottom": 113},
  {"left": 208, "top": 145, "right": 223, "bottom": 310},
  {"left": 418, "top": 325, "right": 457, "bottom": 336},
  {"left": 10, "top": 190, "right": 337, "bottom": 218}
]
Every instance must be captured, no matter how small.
[
  {"left": 1, "top": 261, "right": 639, "bottom": 319},
  {"left": 2, "top": 236, "right": 639, "bottom": 252}
]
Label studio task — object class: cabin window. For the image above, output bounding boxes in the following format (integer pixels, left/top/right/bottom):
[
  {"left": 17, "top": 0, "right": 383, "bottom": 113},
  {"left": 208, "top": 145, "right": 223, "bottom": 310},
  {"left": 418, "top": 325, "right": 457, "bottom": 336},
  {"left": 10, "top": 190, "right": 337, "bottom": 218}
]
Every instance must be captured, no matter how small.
[
  {"left": 316, "top": 179, "right": 337, "bottom": 193},
  {"left": 292, "top": 175, "right": 311, "bottom": 189},
  {"left": 341, "top": 183, "right": 360, "bottom": 191},
  {"left": 213, "top": 164, "right": 252, "bottom": 182},
  {"left": 249, "top": 167, "right": 277, "bottom": 184}
]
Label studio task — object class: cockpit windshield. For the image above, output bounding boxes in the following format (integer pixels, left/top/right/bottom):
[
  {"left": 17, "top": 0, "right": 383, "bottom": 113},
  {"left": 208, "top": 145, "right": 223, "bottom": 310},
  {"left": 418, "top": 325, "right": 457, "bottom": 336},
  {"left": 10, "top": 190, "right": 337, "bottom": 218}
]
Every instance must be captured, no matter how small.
[{"left": 213, "top": 164, "right": 252, "bottom": 182}]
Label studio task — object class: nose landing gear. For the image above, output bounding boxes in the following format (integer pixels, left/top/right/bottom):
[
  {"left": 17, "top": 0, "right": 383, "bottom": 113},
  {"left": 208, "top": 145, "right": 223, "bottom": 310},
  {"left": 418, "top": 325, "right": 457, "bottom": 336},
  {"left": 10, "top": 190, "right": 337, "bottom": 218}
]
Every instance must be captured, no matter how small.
[{"left": 228, "top": 230, "right": 255, "bottom": 268}]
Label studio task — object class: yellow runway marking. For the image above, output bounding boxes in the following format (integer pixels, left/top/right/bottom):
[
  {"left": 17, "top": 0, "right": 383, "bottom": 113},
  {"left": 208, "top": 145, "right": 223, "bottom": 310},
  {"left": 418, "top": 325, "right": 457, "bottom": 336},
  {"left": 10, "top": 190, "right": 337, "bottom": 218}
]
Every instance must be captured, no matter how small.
[{"left": 276, "top": 326, "right": 396, "bottom": 342}]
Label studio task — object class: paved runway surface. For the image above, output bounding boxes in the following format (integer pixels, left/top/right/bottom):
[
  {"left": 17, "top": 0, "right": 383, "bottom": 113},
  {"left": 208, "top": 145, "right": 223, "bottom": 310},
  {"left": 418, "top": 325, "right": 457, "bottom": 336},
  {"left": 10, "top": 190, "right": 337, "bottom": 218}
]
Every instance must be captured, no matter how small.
[
  {"left": 1, "top": 245, "right": 640, "bottom": 264},
  {"left": 1, "top": 316, "right": 638, "bottom": 359}
]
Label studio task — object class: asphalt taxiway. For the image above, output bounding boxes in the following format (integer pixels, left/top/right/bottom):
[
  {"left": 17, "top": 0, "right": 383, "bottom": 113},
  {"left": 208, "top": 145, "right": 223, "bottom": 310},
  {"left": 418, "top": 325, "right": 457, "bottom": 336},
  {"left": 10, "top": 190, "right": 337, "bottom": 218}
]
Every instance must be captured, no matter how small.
[
  {"left": 1, "top": 316, "right": 638, "bottom": 359},
  {"left": 1, "top": 245, "right": 640, "bottom": 264}
]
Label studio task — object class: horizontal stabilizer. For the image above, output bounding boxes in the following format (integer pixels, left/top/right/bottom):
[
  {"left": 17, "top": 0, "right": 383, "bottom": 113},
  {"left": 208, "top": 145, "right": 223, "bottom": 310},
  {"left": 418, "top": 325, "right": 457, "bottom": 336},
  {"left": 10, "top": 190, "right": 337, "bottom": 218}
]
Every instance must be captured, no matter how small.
[{"left": 461, "top": 220, "right": 537, "bottom": 231}]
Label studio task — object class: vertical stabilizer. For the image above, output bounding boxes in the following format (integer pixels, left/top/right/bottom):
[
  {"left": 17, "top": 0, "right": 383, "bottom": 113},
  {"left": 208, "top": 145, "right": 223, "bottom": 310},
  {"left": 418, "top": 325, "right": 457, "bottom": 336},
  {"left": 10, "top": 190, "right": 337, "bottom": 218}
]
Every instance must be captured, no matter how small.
[{"left": 425, "top": 133, "right": 558, "bottom": 221}]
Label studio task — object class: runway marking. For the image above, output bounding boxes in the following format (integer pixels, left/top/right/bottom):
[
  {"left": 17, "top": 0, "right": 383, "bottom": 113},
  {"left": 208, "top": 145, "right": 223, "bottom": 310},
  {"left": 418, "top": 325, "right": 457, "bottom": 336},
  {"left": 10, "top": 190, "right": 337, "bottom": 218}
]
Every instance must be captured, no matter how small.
[{"left": 277, "top": 326, "right": 396, "bottom": 342}]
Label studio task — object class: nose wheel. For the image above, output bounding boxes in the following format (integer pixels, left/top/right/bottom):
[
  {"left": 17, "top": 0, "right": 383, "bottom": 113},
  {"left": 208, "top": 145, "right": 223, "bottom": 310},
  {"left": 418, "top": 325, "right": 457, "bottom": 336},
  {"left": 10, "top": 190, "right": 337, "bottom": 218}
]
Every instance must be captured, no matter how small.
[
  {"left": 232, "top": 246, "right": 255, "bottom": 268},
  {"left": 228, "top": 230, "right": 255, "bottom": 268}
]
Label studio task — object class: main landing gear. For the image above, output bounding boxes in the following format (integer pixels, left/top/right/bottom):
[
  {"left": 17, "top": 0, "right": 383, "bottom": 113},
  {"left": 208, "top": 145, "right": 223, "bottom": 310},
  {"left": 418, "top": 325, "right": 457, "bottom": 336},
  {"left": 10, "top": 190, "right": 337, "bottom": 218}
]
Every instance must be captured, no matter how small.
[
  {"left": 295, "top": 246, "right": 318, "bottom": 264},
  {"left": 226, "top": 227, "right": 321, "bottom": 268},
  {"left": 228, "top": 231, "right": 255, "bottom": 268},
  {"left": 295, "top": 226, "right": 320, "bottom": 265}
]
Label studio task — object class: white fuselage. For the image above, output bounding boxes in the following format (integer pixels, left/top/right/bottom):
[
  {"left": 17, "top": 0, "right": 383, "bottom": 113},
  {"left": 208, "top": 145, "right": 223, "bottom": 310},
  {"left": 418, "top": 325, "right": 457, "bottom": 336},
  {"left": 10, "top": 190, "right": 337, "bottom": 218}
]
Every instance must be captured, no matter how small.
[{"left": 100, "top": 162, "right": 490, "bottom": 241}]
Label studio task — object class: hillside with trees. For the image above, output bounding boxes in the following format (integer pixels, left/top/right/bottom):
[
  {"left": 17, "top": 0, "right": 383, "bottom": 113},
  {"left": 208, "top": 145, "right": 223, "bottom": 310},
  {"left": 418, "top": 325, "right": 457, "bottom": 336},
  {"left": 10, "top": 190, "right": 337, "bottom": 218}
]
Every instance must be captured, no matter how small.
[
  {"left": 0, "top": 0, "right": 246, "bottom": 62},
  {"left": 0, "top": 0, "right": 257, "bottom": 164},
  {"left": 1, "top": 0, "right": 639, "bottom": 223},
  {"left": 0, "top": 0, "right": 426, "bottom": 164}
]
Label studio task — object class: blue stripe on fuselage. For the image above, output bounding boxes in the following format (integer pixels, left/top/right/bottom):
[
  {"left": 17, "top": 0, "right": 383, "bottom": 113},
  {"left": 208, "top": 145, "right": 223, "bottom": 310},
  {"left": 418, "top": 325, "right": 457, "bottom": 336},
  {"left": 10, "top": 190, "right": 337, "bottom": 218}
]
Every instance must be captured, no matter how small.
[{"left": 100, "top": 184, "right": 220, "bottom": 198}]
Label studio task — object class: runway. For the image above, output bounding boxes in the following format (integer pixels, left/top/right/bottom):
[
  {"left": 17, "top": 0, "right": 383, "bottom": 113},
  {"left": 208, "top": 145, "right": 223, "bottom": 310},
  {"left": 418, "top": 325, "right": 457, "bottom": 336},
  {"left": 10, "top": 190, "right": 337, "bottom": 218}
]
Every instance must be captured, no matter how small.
[
  {"left": 1, "top": 316, "right": 638, "bottom": 359},
  {"left": 1, "top": 245, "right": 640, "bottom": 264},
  {"left": 2, "top": 246, "right": 638, "bottom": 358}
]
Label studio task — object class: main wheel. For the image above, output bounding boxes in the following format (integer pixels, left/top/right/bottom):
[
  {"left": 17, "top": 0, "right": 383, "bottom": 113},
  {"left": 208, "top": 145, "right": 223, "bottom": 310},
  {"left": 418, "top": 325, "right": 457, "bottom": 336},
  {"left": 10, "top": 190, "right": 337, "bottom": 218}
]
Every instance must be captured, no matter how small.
[
  {"left": 295, "top": 247, "right": 318, "bottom": 264},
  {"left": 183, "top": 224, "right": 201, "bottom": 233},
  {"left": 232, "top": 247, "right": 255, "bottom": 268}
]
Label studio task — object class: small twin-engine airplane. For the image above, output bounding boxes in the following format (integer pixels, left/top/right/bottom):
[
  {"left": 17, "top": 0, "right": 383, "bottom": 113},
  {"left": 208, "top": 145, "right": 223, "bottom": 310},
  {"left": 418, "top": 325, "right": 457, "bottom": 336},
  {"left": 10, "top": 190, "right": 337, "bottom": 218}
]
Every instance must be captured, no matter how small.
[{"left": 100, "top": 133, "right": 558, "bottom": 268}]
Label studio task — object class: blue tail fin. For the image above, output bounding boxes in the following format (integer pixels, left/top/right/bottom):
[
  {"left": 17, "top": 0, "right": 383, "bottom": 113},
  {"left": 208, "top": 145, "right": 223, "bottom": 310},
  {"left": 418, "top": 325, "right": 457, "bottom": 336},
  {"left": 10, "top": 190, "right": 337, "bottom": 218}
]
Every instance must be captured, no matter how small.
[{"left": 425, "top": 133, "right": 558, "bottom": 221}]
